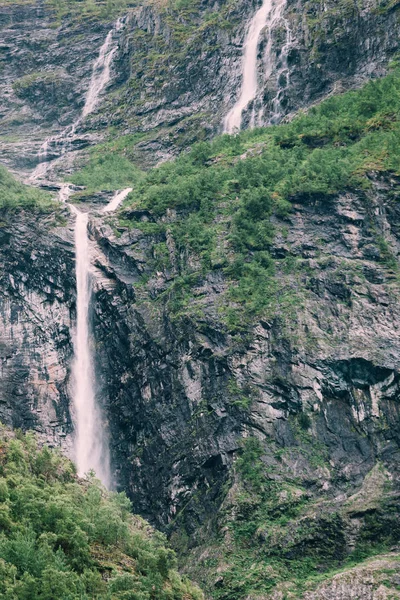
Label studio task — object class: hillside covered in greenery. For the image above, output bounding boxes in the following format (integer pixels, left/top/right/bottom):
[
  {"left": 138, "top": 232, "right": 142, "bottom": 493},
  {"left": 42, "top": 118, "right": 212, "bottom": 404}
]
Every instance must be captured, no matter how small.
[
  {"left": 0, "top": 427, "right": 203, "bottom": 600},
  {"left": 70, "top": 66, "right": 400, "bottom": 333}
]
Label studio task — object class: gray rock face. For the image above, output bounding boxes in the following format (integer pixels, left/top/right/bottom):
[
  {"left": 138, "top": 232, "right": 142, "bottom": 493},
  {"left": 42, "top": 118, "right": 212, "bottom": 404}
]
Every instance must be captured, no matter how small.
[
  {"left": 301, "top": 556, "right": 400, "bottom": 599},
  {"left": 81, "top": 174, "right": 400, "bottom": 538},
  {"left": 79, "top": 177, "right": 400, "bottom": 598},
  {"left": 0, "top": 2, "right": 111, "bottom": 170},
  {"left": 2, "top": 178, "right": 400, "bottom": 588},
  {"left": 246, "top": 0, "right": 400, "bottom": 127},
  {"left": 0, "top": 212, "right": 75, "bottom": 451}
]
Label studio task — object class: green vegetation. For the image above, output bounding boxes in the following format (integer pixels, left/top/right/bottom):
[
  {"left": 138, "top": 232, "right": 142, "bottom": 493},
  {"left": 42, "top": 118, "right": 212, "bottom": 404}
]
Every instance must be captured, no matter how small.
[
  {"left": 69, "top": 152, "right": 141, "bottom": 193},
  {"left": 39, "top": 0, "right": 221, "bottom": 25},
  {"left": 0, "top": 166, "right": 56, "bottom": 213},
  {"left": 0, "top": 428, "right": 202, "bottom": 600},
  {"left": 44, "top": 0, "right": 137, "bottom": 23},
  {"left": 13, "top": 71, "right": 63, "bottom": 95},
  {"left": 178, "top": 436, "right": 400, "bottom": 600},
  {"left": 94, "top": 67, "right": 400, "bottom": 329}
]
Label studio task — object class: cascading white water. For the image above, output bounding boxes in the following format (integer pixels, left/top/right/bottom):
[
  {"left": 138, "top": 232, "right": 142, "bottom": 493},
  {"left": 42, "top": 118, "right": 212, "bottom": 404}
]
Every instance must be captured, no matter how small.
[
  {"left": 27, "top": 17, "right": 128, "bottom": 487},
  {"left": 102, "top": 187, "right": 132, "bottom": 213},
  {"left": 30, "top": 17, "right": 124, "bottom": 181},
  {"left": 82, "top": 17, "right": 124, "bottom": 119},
  {"left": 30, "top": 140, "right": 50, "bottom": 181},
  {"left": 69, "top": 204, "right": 111, "bottom": 487},
  {"left": 224, "top": 0, "right": 287, "bottom": 134},
  {"left": 58, "top": 183, "right": 74, "bottom": 204}
]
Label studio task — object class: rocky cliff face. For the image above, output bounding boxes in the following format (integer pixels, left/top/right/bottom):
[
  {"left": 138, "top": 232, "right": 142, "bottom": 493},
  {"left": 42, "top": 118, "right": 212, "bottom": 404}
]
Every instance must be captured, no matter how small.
[
  {"left": 0, "top": 210, "right": 75, "bottom": 449},
  {"left": 2, "top": 172, "right": 400, "bottom": 596},
  {"left": 2, "top": 0, "right": 400, "bottom": 172},
  {"left": 2, "top": 0, "right": 400, "bottom": 598},
  {"left": 87, "top": 173, "right": 400, "bottom": 581},
  {"left": 3, "top": 169, "right": 398, "bottom": 597},
  {"left": 81, "top": 0, "right": 400, "bottom": 164}
]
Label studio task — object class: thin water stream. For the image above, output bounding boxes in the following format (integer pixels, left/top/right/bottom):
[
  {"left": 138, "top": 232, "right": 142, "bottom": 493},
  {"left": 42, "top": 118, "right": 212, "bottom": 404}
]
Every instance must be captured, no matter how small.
[{"left": 30, "top": 17, "right": 124, "bottom": 182}]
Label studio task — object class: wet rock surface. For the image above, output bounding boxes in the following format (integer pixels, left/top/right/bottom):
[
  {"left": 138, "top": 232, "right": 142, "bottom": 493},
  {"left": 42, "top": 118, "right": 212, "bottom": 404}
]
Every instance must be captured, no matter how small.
[
  {"left": 83, "top": 175, "right": 400, "bottom": 596},
  {"left": 2, "top": 177, "right": 400, "bottom": 596},
  {"left": 86, "top": 175, "right": 400, "bottom": 530}
]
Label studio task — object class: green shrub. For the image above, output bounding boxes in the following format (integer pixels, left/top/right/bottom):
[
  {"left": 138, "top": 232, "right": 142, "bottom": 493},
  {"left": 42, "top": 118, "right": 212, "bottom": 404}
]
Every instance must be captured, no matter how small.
[
  {"left": 0, "top": 430, "right": 203, "bottom": 600},
  {"left": 69, "top": 152, "right": 141, "bottom": 193},
  {"left": 111, "top": 68, "right": 400, "bottom": 326}
]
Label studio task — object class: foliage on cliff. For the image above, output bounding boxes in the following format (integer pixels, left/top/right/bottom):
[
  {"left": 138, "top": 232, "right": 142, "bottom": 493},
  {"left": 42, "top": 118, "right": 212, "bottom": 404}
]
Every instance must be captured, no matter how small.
[
  {"left": 86, "top": 66, "right": 400, "bottom": 329},
  {"left": 175, "top": 436, "right": 400, "bottom": 599},
  {"left": 0, "top": 166, "right": 55, "bottom": 213},
  {"left": 0, "top": 427, "right": 203, "bottom": 600}
]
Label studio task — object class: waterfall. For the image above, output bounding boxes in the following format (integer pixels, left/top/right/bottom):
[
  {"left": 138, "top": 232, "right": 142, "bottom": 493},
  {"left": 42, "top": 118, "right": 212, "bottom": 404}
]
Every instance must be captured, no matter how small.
[
  {"left": 67, "top": 188, "right": 131, "bottom": 485},
  {"left": 28, "top": 17, "right": 128, "bottom": 486},
  {"left": 82, "top": 16, "right": 124, "bottom": 119},
  {"left": 30, "top": 140, "right": 51, "bottom": 181},
  {"left": 30, "top": 17, "right": 124, "bottom": 181},
  {"left": 69, "top": 204, "right": 111, "bottom": 486},
  {"left": 224, "top": 0, "right": 287, "bottom": 134},
  {"left": 103, "top": 188, "right": 132, "bottom": 213}
]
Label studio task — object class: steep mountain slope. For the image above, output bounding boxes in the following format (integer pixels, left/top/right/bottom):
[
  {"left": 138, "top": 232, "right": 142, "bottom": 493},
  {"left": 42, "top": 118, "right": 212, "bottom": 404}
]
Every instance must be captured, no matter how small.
[
  {"left": 2, "top": 0, "right": 400, "bottom": 598},
  {"left": 2, "top": 70, "right": 400, "bottom": 597},
  {"left": 2, "top": 0, "right": 400, "bottom": 171}
]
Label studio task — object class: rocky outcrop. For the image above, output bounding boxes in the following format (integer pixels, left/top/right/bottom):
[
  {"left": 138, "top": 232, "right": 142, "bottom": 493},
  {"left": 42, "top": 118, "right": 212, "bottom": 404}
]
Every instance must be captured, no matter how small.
[
  {"left": 302, "top": 556, "right": 400, "bottom": 600},
  {"left": 84, "top": 174, "right": 400, "bottom": 542}
]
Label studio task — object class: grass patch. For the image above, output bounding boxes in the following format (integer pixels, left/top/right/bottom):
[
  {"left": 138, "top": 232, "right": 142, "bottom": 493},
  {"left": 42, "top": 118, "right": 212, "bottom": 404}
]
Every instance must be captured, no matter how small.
[
  {"left": 0, "top": 166, "right": 56, "bottom": 213},
  {"left": 68, "top": 152, "right": 142, "bottom": 193}
]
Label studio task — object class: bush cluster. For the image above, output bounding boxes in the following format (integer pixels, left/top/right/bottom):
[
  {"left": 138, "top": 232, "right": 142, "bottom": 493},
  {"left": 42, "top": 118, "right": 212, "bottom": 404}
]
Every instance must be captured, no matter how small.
[
  {"left": 111, "top": 68, "right": 400, "bottom": 321},
  {"left": 0, "top": 429, "right": 203, "bottom": 600}
]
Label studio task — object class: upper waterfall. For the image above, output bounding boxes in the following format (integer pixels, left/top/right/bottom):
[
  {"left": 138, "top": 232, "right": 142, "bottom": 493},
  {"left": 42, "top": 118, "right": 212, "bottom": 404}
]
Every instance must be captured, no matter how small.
[
  {"left": 29, "top": 17, "right": 124, "bottom": 181},
  {"left": 224, "top": 0, "right": 287, "bottom": 134},
  {"left": 81, "top": 17, "right": 124, "bottom": 119}
]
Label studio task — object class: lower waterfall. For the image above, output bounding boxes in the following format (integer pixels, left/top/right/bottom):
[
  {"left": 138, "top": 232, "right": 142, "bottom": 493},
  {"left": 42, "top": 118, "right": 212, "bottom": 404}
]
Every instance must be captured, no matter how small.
[{"left": 69, "top": 204, "right": 111, "bottom": 487}]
